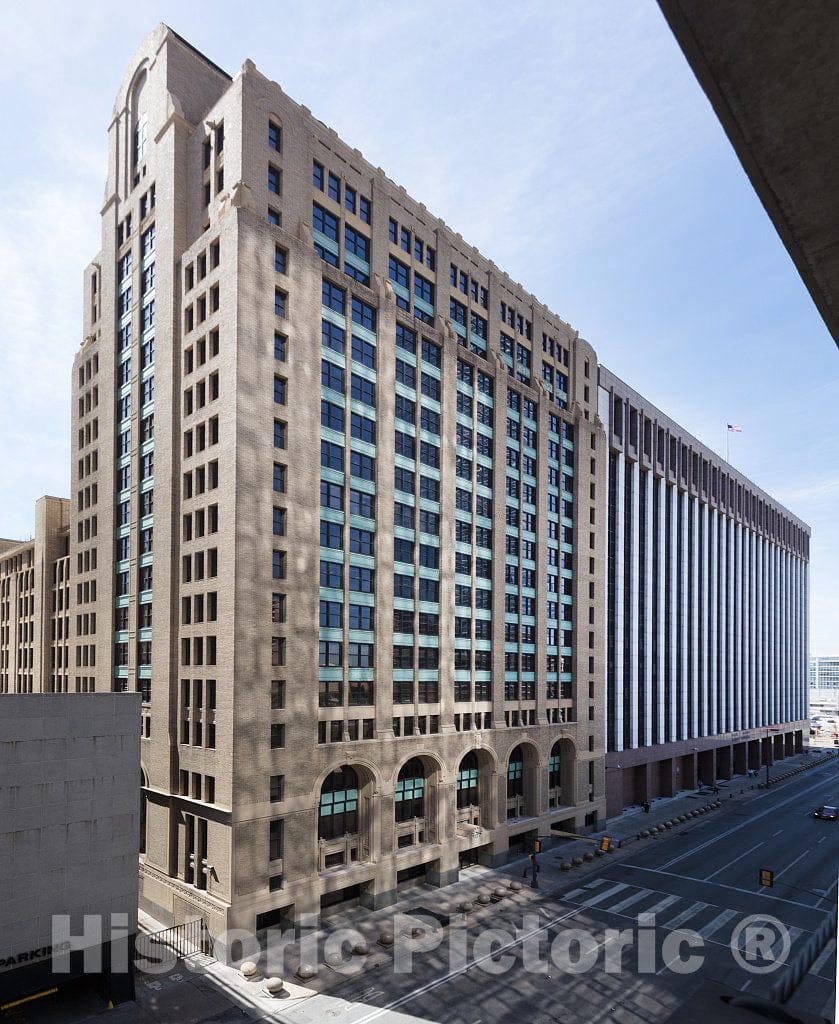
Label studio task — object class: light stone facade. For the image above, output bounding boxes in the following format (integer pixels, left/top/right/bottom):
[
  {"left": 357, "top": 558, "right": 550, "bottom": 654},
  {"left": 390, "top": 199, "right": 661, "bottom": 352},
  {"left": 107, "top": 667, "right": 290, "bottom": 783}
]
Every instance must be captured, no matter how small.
[{"left": 69, "top": 26, "right": 606, "bottom": 953}]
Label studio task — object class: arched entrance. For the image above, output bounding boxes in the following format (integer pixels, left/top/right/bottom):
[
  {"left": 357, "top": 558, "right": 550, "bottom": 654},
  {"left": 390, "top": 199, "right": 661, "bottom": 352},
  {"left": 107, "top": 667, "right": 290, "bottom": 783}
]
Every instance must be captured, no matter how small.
[
  {"left": 317, "top": 763, "right": 377, "bottom": 872},
  {"left": 456, "top": 748, "right": 496, "bottom": 829},
  {"left": 548, "top": 741, "right": 562, "bottom": 808},
  {"left": 394, "top": 755, "right": 443, "bottom": 849},
  {"left": 548, "top": 738, "right": 574, "bottom": 810},
  {"left": 505, "top": 744, "right": 538, "bottom": 819}
]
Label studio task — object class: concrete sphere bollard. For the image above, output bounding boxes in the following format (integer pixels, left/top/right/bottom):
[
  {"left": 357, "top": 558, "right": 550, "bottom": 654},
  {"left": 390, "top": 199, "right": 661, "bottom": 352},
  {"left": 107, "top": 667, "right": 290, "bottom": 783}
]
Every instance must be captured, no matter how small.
[
  {"left": 509, "top": 881, "right": 523, "bottom": 892},
  {"left": 352, "top": 941, "right": 369, "bottom": 956},
  {"left": 584, "top": 851, "right": 595, "bottom": 861},
  {"left": 458, "top": 900, "right": 473, "bottom": 914},
  {"left": 477, "top": 892, "right": 491, "bottom": 905},
  {"left": 297, "top": 963, "right": 316, "bottom": 980},
  {"left": 265, "top": 977, "right": 284, "bottom": 997},
  {"left": 325, "top": 951, "right": 344, "bottom": 967},
  {"left": 378, "top": 931, "right": 394, "bottom": 947},
  {"left": 560, "top": 861, "right": 572, "bottom": 870},
  {"left": 572, "top": 856, "right": 584, "bottom": 866},
  {"left": 493, "top": 887, "right": 507, "bottom": 900},
  {"left": 240, "top": 961, "right": 258, "bottom": 979}
]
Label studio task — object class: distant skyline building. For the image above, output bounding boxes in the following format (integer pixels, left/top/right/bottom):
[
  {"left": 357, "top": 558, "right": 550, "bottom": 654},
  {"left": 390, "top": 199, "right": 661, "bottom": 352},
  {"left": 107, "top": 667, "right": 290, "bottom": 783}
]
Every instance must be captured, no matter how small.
[
  {"left": 810, "top": 656, "right": 839, "bottom": 691},
  {"left": 0, "top": 496, "right": 71, "bottom": 695},
  {"left": 0, "top": 24, "right": 811, "bottom": 956}
]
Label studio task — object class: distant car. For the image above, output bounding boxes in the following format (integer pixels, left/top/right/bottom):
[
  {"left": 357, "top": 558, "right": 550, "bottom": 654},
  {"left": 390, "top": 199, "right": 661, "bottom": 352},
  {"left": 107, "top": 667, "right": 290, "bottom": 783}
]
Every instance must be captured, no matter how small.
[{"left": 813, "top": 806, "right": 838, "bottom": 821}]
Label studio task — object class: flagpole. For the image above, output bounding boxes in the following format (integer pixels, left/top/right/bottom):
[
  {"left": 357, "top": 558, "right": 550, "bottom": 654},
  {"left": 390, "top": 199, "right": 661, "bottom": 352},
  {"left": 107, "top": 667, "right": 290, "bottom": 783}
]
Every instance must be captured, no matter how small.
[{"left": 726, "top": 426, "right": 729, "bottom": 463}]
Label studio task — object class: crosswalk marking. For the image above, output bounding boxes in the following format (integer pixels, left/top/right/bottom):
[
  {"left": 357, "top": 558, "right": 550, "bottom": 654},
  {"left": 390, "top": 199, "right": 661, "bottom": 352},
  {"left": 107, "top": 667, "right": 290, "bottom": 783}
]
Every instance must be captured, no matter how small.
[
  {"left": 698, "top": 908, "right": 738, "bottom": 939},
  {"left": 585, "top": 877, "right": 609, "bottom": 889},
  {"left": 640, "top": 894, "right": 679, "bottom": 919},
  {"left": 610, "top": 889, "right": 657, "bottom": 914},
  {"left": 663, "top": 901, "right": 707, "bottom": 930},
  {"left": 562, "top": 888, "right": 586, "bottom": 901},
  {"left": 580, "top": 882, "right": 629, "bottom": 907}
]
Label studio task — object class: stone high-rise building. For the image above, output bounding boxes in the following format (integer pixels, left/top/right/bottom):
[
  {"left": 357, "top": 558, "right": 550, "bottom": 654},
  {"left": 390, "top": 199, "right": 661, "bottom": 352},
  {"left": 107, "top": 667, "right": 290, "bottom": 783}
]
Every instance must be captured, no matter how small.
[
  {"left": 63, "top": 24, "right": 809, "bottom": 953},
  {"left": 73, "top": 26, "right": 606, "bottom": 950},
  {"left": 0, "top": 496, "right": 71, "bottom": 695}
]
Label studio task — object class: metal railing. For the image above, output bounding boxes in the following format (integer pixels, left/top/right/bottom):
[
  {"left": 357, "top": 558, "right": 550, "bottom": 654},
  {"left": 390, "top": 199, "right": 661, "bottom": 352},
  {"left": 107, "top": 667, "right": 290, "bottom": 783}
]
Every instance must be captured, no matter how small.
[{"left": 135, "top": 918, "right": 212, "bottom": 966}]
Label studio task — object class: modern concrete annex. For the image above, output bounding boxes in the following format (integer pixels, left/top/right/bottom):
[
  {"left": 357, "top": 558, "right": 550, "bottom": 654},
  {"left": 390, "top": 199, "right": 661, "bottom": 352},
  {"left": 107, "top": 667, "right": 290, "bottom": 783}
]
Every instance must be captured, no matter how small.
[
  {"left": 599, "top": 370, "right": 808, "bottom": 814},
  {"left": 0, "top": 24, "right": 808, "bottom": 955}
]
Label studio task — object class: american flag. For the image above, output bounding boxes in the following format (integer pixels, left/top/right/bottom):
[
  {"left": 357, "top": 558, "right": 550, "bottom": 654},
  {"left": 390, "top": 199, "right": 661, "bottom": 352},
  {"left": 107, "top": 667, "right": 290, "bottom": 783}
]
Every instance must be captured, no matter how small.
[{"left": 727, "top": 424, "right": 742, "bottom": 432}]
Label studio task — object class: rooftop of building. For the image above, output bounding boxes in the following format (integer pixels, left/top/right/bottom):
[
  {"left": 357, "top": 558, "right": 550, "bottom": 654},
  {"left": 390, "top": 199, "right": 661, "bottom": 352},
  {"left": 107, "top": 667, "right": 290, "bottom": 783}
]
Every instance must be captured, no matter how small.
[
  {"left": 141, "top": 24, "right": 583, "bottom": 351},
  {"left": 599, "top": 364, "right": 810, "bottom": 532}
]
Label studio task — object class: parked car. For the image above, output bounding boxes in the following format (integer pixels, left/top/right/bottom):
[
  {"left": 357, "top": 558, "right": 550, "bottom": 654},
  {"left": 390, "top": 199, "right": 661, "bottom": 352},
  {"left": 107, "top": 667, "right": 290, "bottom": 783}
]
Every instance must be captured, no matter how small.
[{"left": 813, "top": 805, "right": 837, "bottom": 821}]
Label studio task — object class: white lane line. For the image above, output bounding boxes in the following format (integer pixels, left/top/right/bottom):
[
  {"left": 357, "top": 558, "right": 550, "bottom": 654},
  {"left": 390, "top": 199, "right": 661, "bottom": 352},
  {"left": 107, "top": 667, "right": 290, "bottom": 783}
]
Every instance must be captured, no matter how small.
[
  {"left": 580, "top": 882, "right": 629, "bottom": 907},
  {"left": 698, "top": 908, "right": 738, "bottom": 939},
  {"left": 772, "top": 829, "right": 783, "bottom": 837},
  {"left": 810, "top": 938, "right": 836, "bottom": 974},
  {"left": 618, "top": 864, "right": 829, "bottom": 912},
  {"left": 663, "top": 901, "right": 707, "bottom": 930},
  {"left": 660, "top": 771, "right": 839, "bottom": 870},
  {"left": 705, "top": 841, "right": 765, "bottom": 880},
  {"left": 817, "top": 877, "right": 838, "bottom": 908},
  {"left": 774, "top": 850, "right": 810, "bottom": 880},
  {"left": 610, "top": 889, "right": 654, "bottom": 914}
]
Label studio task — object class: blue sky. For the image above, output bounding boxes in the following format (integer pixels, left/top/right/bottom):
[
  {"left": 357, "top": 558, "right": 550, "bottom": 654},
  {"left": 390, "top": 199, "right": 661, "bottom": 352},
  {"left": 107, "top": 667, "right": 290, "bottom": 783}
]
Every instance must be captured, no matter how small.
[{"left": 0, "top": 1, "right": 835, "bottom": 653}]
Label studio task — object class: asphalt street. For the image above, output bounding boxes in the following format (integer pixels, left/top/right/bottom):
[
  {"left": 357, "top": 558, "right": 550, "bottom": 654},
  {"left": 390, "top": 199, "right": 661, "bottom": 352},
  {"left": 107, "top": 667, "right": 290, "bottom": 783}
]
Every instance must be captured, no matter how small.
[{"left": 314, "top": 757, "right": 839, "bottom": 1024}]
